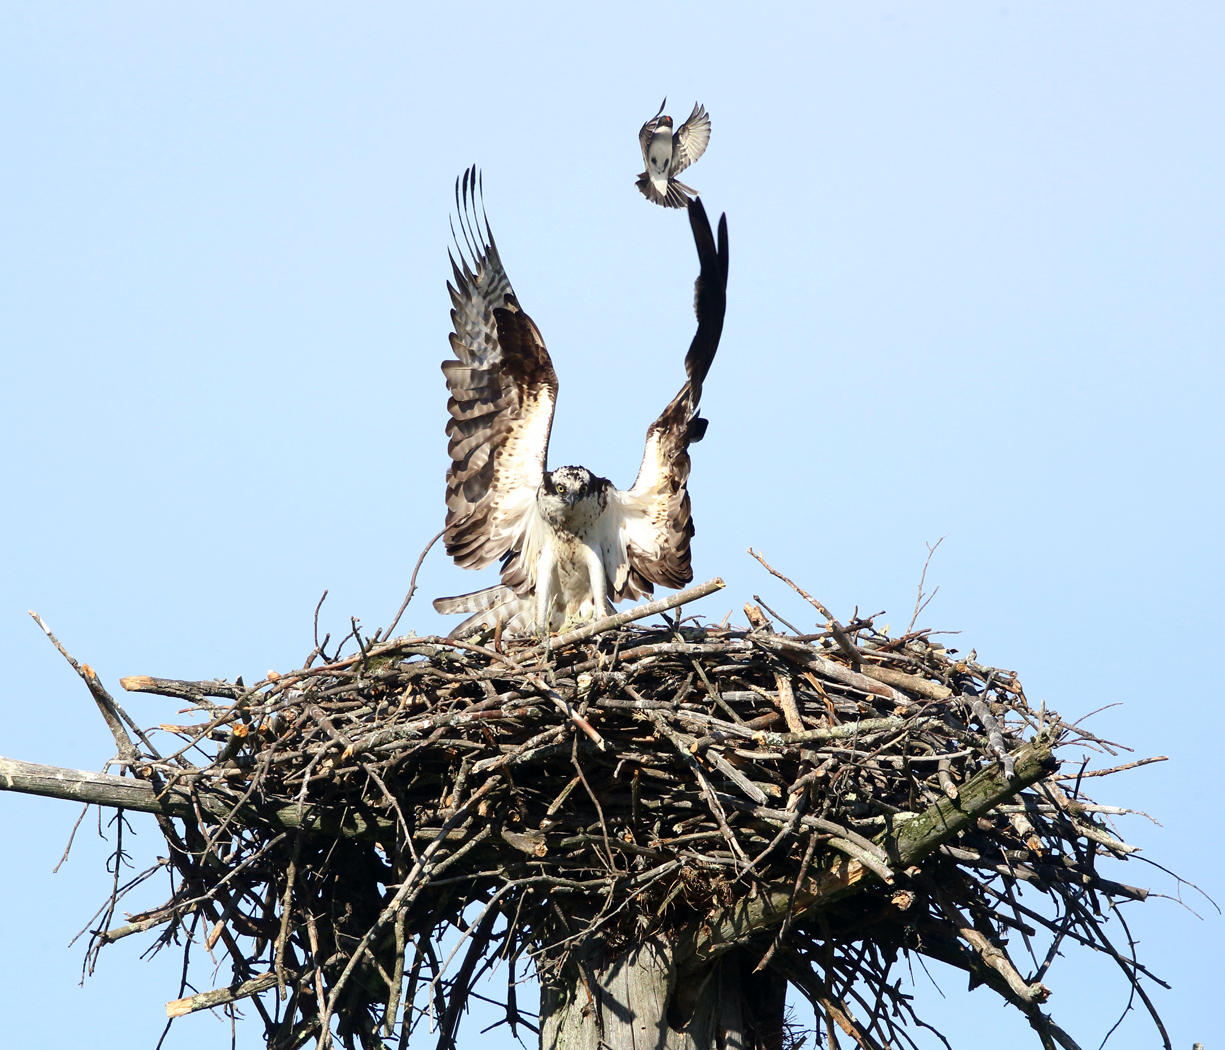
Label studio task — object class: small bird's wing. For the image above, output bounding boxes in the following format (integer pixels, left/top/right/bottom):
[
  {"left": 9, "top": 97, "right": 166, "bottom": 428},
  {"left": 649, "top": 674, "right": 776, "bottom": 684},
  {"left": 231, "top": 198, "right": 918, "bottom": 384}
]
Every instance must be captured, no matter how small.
[
  {"left": 600, "top": 197, "right": 729, "bottom": 600},
  {"left": 670, "top": 102, "right": 711, "bottom": 177},
  {"left": 440, "top": 167, "right": 557, "bottom": 577},
  {"left": 638, "top": 97, "right": 667, "bottom": 160}
]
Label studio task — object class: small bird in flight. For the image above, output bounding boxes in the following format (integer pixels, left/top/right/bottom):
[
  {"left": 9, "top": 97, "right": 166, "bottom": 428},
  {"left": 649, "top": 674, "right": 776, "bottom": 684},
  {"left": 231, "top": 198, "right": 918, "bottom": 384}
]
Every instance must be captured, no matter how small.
[{"left": 636, "top": 98, "right": 712, "bottom": 209}]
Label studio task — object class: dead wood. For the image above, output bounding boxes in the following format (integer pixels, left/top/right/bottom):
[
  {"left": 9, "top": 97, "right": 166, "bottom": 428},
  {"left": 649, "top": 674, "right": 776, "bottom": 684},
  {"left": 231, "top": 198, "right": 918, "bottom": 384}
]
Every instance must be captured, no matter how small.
[{"left": 3, "top": 579, "right": 1183, "bottom": 1050}]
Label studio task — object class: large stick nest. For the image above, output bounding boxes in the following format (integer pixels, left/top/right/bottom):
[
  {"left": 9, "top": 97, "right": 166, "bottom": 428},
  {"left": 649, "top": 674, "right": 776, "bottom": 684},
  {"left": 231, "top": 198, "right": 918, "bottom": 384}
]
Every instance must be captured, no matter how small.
[{"left": 70, "top": 583, "right": 1174, "bottom": 1050}]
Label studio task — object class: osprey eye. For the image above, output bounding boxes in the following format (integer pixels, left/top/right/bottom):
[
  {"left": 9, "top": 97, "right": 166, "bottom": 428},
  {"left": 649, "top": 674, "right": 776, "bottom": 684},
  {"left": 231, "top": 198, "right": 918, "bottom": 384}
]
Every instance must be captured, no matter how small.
[{"left": 555, "top": 483, "right": 566, "bottom": 495}]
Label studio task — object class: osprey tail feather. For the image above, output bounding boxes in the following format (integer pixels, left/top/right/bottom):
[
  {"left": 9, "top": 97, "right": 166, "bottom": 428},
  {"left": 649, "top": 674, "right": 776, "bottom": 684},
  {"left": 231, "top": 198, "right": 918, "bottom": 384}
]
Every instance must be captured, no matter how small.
[
  {"left": 432, "top": 584, "right": 515, "bottom": 615},
  {"left": 432, "top": 585, "right": 537, "bottom": 637}
]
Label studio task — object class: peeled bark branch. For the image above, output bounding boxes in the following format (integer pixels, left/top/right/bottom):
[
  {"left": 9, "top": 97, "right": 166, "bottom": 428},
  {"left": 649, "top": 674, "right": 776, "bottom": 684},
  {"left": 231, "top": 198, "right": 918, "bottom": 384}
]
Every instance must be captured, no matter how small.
[
  {"left": 166, "top": 972, "right": 281, "bottom": 1018},
  {"left": 548, "top": 576, "right": 726, "bottom": 648}
]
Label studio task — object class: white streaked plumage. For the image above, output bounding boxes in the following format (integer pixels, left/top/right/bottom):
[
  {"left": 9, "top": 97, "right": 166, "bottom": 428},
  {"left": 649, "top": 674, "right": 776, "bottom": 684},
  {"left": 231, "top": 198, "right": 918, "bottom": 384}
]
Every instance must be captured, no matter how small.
[{"left": 434, "top": 167, "right": 729, "bottom": 635}]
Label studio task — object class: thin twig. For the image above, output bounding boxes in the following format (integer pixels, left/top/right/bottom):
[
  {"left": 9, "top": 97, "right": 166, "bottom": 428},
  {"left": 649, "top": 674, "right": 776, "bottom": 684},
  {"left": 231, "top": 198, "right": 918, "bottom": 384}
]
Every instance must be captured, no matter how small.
[{"left": 388, "top": 528, "right": 446, "bottom": 637}]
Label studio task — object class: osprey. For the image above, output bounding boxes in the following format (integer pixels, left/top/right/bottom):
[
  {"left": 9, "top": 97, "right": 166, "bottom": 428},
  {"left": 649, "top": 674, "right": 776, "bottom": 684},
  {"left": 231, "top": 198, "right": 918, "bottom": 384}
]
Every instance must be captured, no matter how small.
[
  {"left": 636, "top": 98, "right": 712, "bottom": 209},
  {"left": 434, "top": 167, "right": 729, "bottom": 636}
]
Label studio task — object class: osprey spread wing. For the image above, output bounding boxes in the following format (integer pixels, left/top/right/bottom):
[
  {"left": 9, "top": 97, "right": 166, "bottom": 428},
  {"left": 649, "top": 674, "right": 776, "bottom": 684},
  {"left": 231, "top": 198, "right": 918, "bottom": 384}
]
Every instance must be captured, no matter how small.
[{"left": 434, "top": 167, "right": 729, "bottom": 635}]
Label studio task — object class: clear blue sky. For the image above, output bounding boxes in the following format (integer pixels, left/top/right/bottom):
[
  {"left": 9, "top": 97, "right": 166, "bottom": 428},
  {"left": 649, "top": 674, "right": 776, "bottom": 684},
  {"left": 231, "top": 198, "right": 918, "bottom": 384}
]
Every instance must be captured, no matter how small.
[{"left": 2, "top": 4, "right": 1221, "bottom": 1047}]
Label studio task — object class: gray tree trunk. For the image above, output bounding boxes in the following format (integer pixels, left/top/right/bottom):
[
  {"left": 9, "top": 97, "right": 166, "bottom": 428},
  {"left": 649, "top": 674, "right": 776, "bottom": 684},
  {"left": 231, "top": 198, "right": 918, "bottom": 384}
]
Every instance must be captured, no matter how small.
[{"left": 539, "top": 937, "right": 785, "bottom": 1050}]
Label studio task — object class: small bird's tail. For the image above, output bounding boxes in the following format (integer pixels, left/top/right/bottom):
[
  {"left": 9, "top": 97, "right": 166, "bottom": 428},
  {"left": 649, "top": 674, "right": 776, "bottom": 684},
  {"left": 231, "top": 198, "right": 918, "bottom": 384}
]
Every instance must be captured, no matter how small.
[{"left": 636, "top": 172, "right": 697, "bottom": 209}]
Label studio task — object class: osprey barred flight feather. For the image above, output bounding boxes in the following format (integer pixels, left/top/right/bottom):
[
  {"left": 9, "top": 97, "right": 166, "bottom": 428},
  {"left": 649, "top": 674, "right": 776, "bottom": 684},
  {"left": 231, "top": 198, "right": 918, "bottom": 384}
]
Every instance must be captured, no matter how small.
[
  {"left": 434, "top": 167, "right": 729, "bottom": 636},
  {"left": 636, "top": 98, "right": 712, "bottom": 208}
]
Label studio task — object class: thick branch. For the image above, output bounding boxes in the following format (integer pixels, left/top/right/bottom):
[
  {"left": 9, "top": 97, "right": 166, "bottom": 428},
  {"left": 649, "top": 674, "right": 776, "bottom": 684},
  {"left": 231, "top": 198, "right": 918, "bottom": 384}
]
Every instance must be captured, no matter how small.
[
  {"left": 0, "top": 756, "right": 389, "bottom": 839},
  {"left": 548, "top": 577, "right": 725, "bottom": 648},
  {"left": 679, "top": 733, "right": 1058, "bottom": 967}
]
